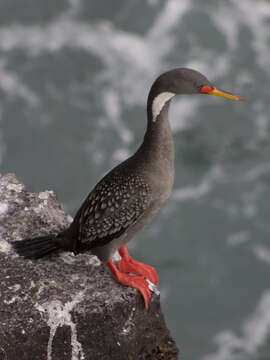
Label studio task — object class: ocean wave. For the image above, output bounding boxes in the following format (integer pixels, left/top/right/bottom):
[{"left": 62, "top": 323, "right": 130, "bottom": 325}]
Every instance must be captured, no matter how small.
[
  {"left": 201, "top": 290, "right": 270, "bottom": 360},
  {"left": 172, "top": 166, "right": 225, "bottom": 201},
  {"left": 253, "top": 245, "right": 270, "bottom": 266}
]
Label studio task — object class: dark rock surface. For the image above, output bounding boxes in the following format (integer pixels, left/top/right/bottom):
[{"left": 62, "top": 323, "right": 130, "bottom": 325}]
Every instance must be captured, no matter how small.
[{"left": 0, "top": 173, "right": 179, "bottom": 360}]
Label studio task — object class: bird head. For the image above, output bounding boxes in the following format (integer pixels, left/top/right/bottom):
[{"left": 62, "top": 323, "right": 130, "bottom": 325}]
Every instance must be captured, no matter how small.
[
  {"left": 156, "top": 68, "right": 243, "bottom": 99},
  {"left": 149, "top": 68, "right": 243, "bottom": 122}
]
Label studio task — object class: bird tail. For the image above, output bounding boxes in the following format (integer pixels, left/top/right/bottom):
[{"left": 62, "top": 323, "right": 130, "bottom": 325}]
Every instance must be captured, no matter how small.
[{"left": 13, "top": 234, "right": 59, "bottom": 259}]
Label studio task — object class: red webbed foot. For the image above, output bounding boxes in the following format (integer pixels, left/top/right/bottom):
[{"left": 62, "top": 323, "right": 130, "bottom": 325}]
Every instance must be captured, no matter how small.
[
  {"left": 106, "top": 260, "right": 151, "bottom": 309},
  {"left": 117, "top": 245, "right": 158, "bottom": 286}
]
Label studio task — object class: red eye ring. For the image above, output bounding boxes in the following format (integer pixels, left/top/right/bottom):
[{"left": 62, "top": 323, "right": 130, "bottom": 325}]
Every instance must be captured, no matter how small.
[{"left": 200, "top": 85, "right": 213, "bottom": 94}]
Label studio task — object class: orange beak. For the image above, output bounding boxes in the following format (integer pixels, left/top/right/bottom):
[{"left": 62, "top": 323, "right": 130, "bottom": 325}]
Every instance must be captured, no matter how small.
[{"left": 200, "top": 85, "right": 243, "bottom": 102}]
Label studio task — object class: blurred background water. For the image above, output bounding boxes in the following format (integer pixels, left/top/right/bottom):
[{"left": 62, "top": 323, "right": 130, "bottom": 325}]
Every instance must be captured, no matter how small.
[{"left": 1, "top": 0, "right": 270, "bottom": 359}]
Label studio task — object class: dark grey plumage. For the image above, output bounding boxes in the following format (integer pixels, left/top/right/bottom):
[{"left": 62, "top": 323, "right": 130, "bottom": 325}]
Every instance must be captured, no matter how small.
[
  {"left": 73, "top": 167, "right": 150, "bottom": 250},
  {"left": 14, "top": 68, "right": 235, "bottom": 262}
]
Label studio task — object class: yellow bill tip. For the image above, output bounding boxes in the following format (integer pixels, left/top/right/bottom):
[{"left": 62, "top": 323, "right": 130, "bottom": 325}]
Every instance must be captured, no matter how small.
[{"left": 208, "top": 87, "right": 244, "bottom": 102}]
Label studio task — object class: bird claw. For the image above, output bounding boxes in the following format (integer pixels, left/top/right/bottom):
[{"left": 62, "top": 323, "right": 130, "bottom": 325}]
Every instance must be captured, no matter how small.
[
  {"left": 117, "top": 257, "right": 158, "bottom": 286},
  {"left": 120, "top": 273, "right": 152, "bottom": 309},
  {"left": 117, "top": 245, "right": 158, "bottom": 286},
  {"left": 106, "top": 260, "right": 151, "bottom": 309},
  {"left": 106, "top": 244, "right": 159, "bottom": 309}
]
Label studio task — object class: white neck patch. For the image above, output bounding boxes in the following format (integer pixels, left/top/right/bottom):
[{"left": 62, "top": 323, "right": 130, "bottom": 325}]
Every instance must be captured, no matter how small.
[{"left": 152, "top": 92, "right": 175, "bottom": 122}]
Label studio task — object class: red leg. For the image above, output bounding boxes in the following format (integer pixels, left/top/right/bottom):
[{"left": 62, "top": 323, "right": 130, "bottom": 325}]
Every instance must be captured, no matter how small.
[
  {"left": 106, "top": 260, "right": 151, "bottom": 309},
  {"left": 117, "top": 245, "right": 158, "bottom": 286}
]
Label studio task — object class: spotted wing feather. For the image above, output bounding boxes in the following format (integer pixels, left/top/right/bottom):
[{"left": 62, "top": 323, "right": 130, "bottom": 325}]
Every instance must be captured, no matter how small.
[{"left": 75, "top": 170, "right": 150, "bottom": 249}]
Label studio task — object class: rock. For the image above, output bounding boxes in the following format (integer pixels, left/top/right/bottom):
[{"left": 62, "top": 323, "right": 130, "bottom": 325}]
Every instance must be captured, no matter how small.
[{"left": 0, "top": 173, "right": 179, "bottom": 360}]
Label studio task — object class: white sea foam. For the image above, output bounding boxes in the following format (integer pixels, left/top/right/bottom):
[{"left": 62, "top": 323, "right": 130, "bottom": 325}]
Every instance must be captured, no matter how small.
[
  {"left": 0, "top": 0, "right": 191, "bottom": 113},
  {"left": 211, "top": 0, "right": 270, "bottom": 70},
  {"left": 173, "top": 166, "right": 225, "bottom": 201},
  {"left": 252, "top": 102, "right": 269, "bottom": 141},
  {"left": 0, "top": 0, "right": 267, "bottom": 144},
  {"left": 1, "top": 0, "right": 264, "bottom": 179},
  {"left": 148, "top": 0, "right": 190, "bottom": 57},
  {"left": 102, "top": 89, "right": 134, "bottom": 144},
  {"left": 201, "top": 290, "right": 270, "bottom": 360},
  {"left": 0, "top": 58, "right": 39, "bottom": 106},
  {"left": 233, "top": 0, "right": 270, "bottom": 69},
  {"left": 170, "top": 97, "right": 202, "bottom": 133},
  {"left": 244, "top": 163, "right": 270, "bottom": 182},
  {"left": 253, "top": 245, "right": 270, "bottom": 265},
  {"left": 227, "top": 231, "right": 250, "bottom": 246},
  {"left": 0, "top": 0, "right": 196, "bottom": 158},
  {"left": 173, "top": 159, "right": 270, "bottom": 204},
  {"left": 0, "top": 0, "right": 268, "bottom": 115}
]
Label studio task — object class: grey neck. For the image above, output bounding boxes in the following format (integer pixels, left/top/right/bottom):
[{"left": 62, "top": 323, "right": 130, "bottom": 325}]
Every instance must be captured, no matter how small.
[{"left": 139, "top": 99, "right": 175, "bottom": 165}]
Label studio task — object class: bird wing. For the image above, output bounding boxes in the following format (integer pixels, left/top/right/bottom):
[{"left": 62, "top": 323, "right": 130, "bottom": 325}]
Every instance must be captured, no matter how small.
[{"left": 75, "top": 170, "right": 151, "bottom": 249}]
